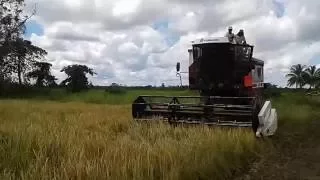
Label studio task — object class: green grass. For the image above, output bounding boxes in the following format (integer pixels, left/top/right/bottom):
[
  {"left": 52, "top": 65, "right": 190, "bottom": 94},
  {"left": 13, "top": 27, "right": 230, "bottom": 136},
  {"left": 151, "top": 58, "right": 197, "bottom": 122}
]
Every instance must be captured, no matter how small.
[
  {"left": 0, "top": 89, "right": 319, "bottom": 179},
  {"left": 2, "top": 88, "right": 198, "bottom": 104},
  {"left": 62, "top": 89, "right": 197, "bottom": 104}
]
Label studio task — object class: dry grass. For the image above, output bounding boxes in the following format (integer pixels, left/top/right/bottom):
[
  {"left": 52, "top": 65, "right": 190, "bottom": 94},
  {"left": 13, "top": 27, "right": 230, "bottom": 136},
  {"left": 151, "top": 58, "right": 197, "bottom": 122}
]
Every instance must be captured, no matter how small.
[{"left": 0, "top": 100, "right": 260, "bottom": 180}]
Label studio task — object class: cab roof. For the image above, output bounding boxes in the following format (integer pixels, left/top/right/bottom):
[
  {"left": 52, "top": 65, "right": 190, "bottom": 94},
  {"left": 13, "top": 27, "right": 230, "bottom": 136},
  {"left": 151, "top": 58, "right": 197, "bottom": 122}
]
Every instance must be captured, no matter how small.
[{"left": 191, "top": 37, "right": 230, "bottom": 45}]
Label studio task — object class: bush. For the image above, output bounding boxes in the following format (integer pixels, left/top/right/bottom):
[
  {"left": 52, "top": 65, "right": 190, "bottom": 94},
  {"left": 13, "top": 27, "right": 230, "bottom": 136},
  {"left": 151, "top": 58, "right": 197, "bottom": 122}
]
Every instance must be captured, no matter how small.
[
  {"left": 263, "top": 88, "right": 282, "bottom": 99},
  {"left": 105, "top": 85, "right": 127, "bottom": 94},
  {"left": 0, "top": 83, "right": 34, "bottom": 97}
]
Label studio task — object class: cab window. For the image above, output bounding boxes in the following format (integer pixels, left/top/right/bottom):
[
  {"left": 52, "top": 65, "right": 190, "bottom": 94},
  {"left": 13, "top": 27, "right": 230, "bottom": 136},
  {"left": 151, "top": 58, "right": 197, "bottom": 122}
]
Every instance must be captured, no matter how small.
[{"left": 193, "top": 47, "right": 202, "bottom": 61}]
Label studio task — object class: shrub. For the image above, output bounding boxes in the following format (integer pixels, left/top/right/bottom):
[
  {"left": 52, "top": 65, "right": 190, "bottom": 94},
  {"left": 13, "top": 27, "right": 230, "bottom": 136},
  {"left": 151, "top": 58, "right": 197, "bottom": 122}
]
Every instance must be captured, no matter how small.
[
  {"left": 263, "top": 88, "right": 282, "bottom": 99},
  {"left": 105, "top": 85, "right": 127, "bottom": 94}
]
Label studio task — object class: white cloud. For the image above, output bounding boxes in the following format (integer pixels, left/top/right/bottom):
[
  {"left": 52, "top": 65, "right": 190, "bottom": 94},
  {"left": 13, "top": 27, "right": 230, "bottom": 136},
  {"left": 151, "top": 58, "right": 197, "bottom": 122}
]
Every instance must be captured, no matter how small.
[
  {"left": 26, "top": 0, "right": 320, "bottom": 87},
  {"left": 112, "top": 0, "right": 141, "bottom": 17}
]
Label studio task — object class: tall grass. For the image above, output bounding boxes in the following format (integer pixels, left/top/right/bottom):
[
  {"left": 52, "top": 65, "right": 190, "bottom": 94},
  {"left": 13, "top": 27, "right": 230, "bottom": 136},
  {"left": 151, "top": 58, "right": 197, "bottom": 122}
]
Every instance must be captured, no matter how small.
[
  {"left": 0, "top": 100, "right": 259, "bottom": 180},
  {"left": 1, "top": 90, "right": 319, "bottom": 179}
]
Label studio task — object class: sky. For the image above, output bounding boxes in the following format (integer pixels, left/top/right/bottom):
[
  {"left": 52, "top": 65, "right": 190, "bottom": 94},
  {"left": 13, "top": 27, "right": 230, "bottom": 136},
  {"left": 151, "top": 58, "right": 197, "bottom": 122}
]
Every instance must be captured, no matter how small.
[{"left": 23, "top": 0, "right": 320, "bottom": 87}]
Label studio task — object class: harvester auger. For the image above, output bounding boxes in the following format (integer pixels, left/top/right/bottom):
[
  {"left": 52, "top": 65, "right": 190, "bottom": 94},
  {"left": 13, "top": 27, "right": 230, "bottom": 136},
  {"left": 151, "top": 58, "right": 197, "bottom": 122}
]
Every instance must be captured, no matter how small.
[{"left": 132, "top": 37, "right": 277, "bottom": 137}]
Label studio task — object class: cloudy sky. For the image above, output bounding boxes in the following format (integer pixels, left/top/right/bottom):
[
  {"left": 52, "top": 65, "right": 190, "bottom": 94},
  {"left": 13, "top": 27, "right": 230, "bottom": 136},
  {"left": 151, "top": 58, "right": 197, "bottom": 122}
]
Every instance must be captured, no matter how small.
[{"left": 23, "top": 0, "right": 320, "bottom": 87}]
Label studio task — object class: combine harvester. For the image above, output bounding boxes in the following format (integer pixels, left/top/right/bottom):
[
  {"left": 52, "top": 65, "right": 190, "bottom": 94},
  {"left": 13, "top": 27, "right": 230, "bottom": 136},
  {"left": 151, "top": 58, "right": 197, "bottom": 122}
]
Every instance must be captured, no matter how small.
[{"left": 132, "top": 36, "right": 277, "bottom": 137}]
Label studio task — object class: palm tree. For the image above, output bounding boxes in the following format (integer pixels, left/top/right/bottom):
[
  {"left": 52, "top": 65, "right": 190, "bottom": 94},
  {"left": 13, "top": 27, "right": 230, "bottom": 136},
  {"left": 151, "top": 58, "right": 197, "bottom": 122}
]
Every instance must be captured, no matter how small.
[
  {"left": 286, "top": 64, "right": 306, "bottom": 88},
  {"left": 303, "top": 65, "right": 320, "bottom": 89},
  {"left": 315, "top": 67, "right": 320, "bottom": 89}
]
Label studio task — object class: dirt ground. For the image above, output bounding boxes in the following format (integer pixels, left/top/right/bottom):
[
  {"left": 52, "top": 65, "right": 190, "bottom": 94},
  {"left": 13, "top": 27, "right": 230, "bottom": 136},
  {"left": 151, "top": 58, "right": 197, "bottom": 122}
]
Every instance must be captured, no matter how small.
[{"left": 237, "top": 119, "right": 320, "bottom": 180}]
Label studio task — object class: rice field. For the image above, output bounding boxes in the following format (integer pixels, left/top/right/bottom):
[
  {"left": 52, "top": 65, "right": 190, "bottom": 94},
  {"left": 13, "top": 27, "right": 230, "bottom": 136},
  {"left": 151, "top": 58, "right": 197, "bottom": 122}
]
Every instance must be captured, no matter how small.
[
  {"left": 0, "top": 89, "right": 318, "bottom": 179},
  {"left": 0, "top": 100, "right": 260, "bottom": 180}
]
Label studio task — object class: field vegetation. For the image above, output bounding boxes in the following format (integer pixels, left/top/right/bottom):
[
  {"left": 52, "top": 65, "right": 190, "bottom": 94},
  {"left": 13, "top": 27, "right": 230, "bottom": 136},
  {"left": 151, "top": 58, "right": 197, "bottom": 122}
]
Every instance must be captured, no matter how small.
[
  {"left": 0, "top": 88, "right": 319, "bottom": 179},
  {"left": 0, "top": 89, "right": 257, "bottom": 180},
  {"left": 1, "top": 1, "right": 320, "bottom": 179}
]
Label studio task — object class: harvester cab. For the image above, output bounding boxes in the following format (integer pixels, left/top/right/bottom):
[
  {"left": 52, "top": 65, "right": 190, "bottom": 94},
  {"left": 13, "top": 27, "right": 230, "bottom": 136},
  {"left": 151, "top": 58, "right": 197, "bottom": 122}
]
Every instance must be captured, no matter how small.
[{"left": 132, "top": 36, "right": 277, "bottom": 137}]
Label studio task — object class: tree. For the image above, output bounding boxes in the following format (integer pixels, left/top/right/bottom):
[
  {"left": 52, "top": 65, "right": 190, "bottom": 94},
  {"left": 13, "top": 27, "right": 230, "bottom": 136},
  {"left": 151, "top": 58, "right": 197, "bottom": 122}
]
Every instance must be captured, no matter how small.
[
  {"left": 7, "top": 38, "right": 47, "bottom": 85},
  {"left": 60, "top": 64, "right": 96, "bottom": 92},
  {"left": 27, "top": 61, "right": 57, "bottom": 87},
  {"left": 286, "top": 64, "right": 306, "bottom": 88},
  {"left": 1, "top": 0, "right": 26, "bottom": 83},
  {"left": 0, "top": 0, "right": 35, "bottom": 59},
  {"left": 303, "top": 65, "right": 320, "bottom": 89},
  {"left": 0, "top": 0, "right": 41, "bottom": 86},
  {"left": 264, "top": 83, "right": 278, "bottom": 89}
]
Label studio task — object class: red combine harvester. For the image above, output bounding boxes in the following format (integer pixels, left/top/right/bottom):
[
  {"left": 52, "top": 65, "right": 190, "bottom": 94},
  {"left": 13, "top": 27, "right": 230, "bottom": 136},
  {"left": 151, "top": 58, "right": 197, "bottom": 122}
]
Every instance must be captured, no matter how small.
[{"left": 132, "top": 37, "right": 277, "bottom": 137}]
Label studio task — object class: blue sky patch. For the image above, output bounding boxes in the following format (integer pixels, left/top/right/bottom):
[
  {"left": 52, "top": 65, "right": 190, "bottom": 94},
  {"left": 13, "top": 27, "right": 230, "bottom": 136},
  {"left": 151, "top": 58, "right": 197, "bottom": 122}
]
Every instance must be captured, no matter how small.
[
  {"left": 165, "top": 35, "right": 180, "bottom": 47},
  {"left": 152, "top": 20, "right": 169, "bottom": 33},
  {"left": 24, "top": 20, "right": 44, "bottom": 38},
  {"left": 152, "top": 19, "right": 180, "bottom": 47},
  {"left": 272, "top": 0, "right": 285, "bottom": 18}
]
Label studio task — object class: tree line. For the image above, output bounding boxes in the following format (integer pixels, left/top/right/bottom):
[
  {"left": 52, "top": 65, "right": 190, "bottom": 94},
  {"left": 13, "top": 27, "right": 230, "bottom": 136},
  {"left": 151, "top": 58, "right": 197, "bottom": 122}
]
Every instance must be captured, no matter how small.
[
  {"left": 286, "top": 64, "right": 320, "bottom": 89},
  {"left": 0, "top": 0, "right": 96, "bottom": 93}
]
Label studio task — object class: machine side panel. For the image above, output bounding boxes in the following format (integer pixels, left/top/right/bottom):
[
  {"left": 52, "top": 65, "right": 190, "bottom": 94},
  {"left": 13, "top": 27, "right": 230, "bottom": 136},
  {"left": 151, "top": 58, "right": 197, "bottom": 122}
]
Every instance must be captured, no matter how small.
[{"left": 189, "top": 60, "right": 200, "bottom": 89}]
